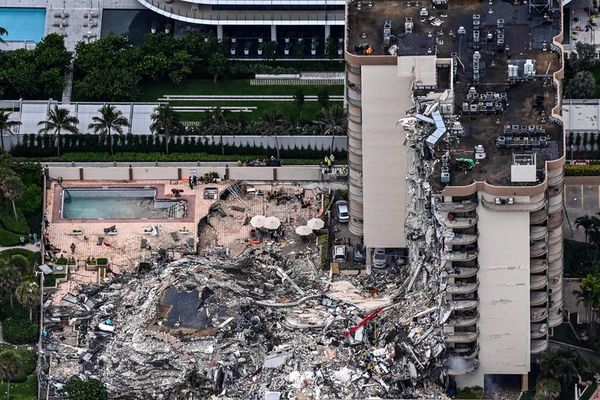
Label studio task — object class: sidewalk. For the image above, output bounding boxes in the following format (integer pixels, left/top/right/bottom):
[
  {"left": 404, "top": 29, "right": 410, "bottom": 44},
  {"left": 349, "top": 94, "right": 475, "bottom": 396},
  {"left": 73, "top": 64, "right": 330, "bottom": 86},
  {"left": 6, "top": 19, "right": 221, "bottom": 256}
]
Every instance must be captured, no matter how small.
[{"left": 0, "top": 243, "right": 41, "bottom": 253}]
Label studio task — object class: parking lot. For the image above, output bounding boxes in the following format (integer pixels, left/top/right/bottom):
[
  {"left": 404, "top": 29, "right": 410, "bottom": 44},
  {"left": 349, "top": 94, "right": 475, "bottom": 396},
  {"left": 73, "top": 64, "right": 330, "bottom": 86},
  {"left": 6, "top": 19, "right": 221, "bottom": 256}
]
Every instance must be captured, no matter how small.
[{"left": 564, "top": 177, "right": 600, "bottom": 241}]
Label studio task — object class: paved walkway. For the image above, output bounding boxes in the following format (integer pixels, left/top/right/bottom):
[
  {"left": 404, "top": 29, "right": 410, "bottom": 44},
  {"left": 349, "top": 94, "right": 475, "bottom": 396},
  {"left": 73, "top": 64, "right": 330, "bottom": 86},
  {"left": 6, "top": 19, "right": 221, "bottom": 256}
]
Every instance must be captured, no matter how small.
[{"left": 0, "top": 244, "right": 40, "bottom": 253}]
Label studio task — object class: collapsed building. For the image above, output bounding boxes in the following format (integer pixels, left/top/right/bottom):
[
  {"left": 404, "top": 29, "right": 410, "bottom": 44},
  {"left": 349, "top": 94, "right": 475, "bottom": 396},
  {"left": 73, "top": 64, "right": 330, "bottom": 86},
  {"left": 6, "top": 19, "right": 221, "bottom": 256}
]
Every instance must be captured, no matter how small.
[{"left": 346, "top": 0, "right": 565, "bottom": 390}]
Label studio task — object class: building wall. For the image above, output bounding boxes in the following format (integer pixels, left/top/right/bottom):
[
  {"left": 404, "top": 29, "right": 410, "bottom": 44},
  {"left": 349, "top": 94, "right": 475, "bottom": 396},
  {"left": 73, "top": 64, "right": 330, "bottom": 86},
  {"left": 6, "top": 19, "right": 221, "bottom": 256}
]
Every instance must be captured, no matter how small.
[
  {"left": 360, "top": 64, "right": 412, "bottom": 248},
  {"left": 474, "top": 204, "right": 531, "bottom": 376}
]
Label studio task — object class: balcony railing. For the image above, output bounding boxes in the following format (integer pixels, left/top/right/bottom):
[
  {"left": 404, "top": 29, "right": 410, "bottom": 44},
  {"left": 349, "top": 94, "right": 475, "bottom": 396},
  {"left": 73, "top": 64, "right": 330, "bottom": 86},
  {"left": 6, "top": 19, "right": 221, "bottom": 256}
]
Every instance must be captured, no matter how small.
[
  {"left": 530, "top": 242, "right": 548, "bottom": 258},
  {"left": 436, "top": 201, "right": 478, "bottom": 213},
  {"left": 436, "top": 212, "right": 478, "bottom": 229},
  {"left": 530, "top": 208, "right": 548, "bottom": 225},
  {"left": 530, "top": 290, "right": 548, "bottom": 306},
  {"left": 481, "top": 196, "right": 546, "bottom": 212},
  {"left": 530, "top": 225, "right": 548, "bottom": 241},
  {"left": 447, "top": 345, "right": 480, "bottom": 359},
  {"left": 444, "top": 233, "right": 478, "bottom": 246},
  {"left": 531, "top": 307, "right": 548, "bottom": 322},
  {"left": 531, "top": 274, "right": 548, "bottom": 290},
  {"left": 548, "top": 310, "right": 563, "bottom": 327},
  {"left": 444, "top": 250, "right": 479, "bottom": 262},
  {"left": 530, "top": 259, "right": 548, "bottom": 274},
  {"left": 447, "top": 281, "right": 479, "bottom": 295},
  {"left": 531, "top": 323, "right": 548, "bottom": 339},
  {"left": 447, "top": 267, "right": 479, "bottom": 278},
  {"left": 446, "top": 314, "right": 479, "bottom": 327},
  {"left": 531, "top": 338, "right": 549, "bottom": 354},
  {"left": 451, "top": 300, "right": 479, "bottom": 311},
  {"left": 447, "top": 330, "right": 479, "bottom": 343}
]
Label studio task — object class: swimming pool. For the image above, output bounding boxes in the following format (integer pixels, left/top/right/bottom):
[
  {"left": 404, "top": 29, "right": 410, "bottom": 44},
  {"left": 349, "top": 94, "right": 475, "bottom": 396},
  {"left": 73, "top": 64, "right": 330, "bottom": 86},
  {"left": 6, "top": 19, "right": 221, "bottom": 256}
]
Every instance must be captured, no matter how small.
[
  {"left": 61, "top": 188, "right": 186, "bottom": 220},
  {"left": 0, "top": 8, "right": 46, "bottom": 42}
]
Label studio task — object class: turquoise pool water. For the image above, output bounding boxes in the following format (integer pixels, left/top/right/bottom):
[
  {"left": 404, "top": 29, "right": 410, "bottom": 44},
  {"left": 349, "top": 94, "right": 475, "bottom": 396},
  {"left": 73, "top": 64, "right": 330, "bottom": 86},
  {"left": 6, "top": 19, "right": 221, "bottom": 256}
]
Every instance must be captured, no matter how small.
[
  {"left": 0, "top": 8, "right": 46, "bottom": 42},
  {"left": 62, "top": 188, "right": 183, "bottom": 219}
]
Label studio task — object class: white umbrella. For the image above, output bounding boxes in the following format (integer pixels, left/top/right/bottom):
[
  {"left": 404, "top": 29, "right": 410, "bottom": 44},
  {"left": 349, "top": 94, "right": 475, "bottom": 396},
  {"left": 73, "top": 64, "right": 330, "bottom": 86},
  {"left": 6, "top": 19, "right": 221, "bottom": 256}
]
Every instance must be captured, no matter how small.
[
  {"left": 263, "top": 216, "right": 281, "bottom": 230},
  {"left": 307, "top": 218, "right": 325, "bottom": 230},
  {"left": 295, "top": 225, "right": 313, "bottom": 236},
  {"left": 250, "top": 215, "right": 266, "bottom": 228}
]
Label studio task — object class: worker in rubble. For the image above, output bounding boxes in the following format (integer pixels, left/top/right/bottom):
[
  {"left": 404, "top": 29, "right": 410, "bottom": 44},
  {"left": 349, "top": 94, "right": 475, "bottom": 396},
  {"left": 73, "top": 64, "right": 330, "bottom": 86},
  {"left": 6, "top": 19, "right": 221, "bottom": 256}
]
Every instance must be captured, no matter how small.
[{"left": 70, "top": 242, "right": 76, "bottom": 254}]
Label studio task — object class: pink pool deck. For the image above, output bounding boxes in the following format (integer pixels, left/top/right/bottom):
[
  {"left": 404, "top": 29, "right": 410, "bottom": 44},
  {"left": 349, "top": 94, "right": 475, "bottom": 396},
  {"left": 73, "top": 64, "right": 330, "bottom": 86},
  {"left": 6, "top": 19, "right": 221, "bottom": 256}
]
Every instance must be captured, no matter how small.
[{"left": 44, "top": 180, "right": 221, "bottom": 275}]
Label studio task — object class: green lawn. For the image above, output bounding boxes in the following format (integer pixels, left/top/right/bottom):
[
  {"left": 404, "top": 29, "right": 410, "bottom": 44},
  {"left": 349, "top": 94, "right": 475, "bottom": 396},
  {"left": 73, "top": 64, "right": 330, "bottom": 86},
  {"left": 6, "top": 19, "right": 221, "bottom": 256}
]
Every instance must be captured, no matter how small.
[
  {"left": 0, "top": 375, "right": 37, "bottom": 400},
  {"left": 142, "top": 79, "right": 343, "bottom": 101},
  {"left": 172, "top": 101, "right": 336, "bottom": 123}
]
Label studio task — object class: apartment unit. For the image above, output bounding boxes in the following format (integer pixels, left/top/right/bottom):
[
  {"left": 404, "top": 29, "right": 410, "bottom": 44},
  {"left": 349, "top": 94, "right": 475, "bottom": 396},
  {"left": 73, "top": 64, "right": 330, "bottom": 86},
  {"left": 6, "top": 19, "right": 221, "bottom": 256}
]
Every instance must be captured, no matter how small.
[{"left": 345, "top": 0, "right": 564, "bottom": 389}]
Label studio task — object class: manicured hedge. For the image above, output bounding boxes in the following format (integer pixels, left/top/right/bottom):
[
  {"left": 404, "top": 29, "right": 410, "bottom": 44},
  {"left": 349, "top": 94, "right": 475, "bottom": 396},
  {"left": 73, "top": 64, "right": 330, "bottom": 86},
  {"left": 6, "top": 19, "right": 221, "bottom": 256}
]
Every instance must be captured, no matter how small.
[{"left": 565, "top": 163, "right": 600, "bottom": 176}]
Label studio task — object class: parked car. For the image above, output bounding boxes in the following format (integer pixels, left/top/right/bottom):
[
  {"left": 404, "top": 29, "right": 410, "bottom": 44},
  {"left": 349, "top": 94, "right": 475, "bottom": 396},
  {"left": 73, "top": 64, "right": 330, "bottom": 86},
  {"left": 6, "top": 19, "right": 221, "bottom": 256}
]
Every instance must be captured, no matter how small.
[
  {"left": 372, "top": 248, "right": 387, "bottom": 268},
  {"left": 333, "top": 245, "right": 346, "bottom": 262},
  {"left": 353, "top": 243, "right": 366, "bottom": 263},
  {"left": 335, "top": 200, "right": 349, "bottom": 223}
]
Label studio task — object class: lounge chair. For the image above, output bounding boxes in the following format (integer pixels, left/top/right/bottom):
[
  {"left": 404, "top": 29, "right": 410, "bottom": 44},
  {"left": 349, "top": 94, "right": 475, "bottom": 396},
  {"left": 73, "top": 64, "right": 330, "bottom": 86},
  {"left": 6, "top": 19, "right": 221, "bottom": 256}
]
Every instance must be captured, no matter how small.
[
  {"left": 141, "top": 238, "right": 148, "bottom": 249},
  {"left": 96, "top": 237, "right": 104, "bottom": 246},
  {"left": 170, "top": 232, "right": 180, "bottom": 242},
  {"left": 70, "top": 229, "right": 83, "bottom": 236}
]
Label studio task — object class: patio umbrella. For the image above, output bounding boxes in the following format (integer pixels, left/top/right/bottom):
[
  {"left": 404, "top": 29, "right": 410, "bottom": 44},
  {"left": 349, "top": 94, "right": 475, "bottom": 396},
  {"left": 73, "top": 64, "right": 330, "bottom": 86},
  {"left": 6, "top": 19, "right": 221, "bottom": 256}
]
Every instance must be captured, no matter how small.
[
  {"left": 307, "top": 218, "right": 325, "bottom": 230},
  {"left": 250, "top": 215, "right": 266, "bottom": 228},
  {"left": 263, "top": 216, "right": 281, "bottom": 230},
  {"left": 295, "top": 225, "right": 313, "bottom": 236}
]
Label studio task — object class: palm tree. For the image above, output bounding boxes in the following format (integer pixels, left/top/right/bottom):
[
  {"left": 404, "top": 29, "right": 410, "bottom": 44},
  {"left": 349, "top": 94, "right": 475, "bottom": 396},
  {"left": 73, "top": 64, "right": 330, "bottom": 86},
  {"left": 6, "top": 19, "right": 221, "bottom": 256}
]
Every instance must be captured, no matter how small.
[
  {"left": 15, "top": 281, "right": 41, "bottom": 323},
  {"left": 1, "top": 175, "right": 23, "bottom": 220},
  {"left": 573, "top": 273, "right": 600, "bottom": 338},
  {"left": 150, "top": 105, "right": 181, "bottom": 154},
  {"left": 260, "top": 110, "right": 288, "bottom": 159},
  {"left": 313, "top": 105, "right": 347, "bottom": 156},
  {"left": 203, "top": 107, "right": 231, "bottom": 155},
  {"left": 535, "top": 378, "right": 560, "bottom": 400},
  {"left": 88, "top": 105, "right": 130, "bottom": 155},
  {"left": 0, "top": 110, "right": 22, "bottom": 152},
  {"left": 37, "top": 105, "right": 79, "bottom": 157},
  {"left": 575, "top": 215, "right": 600, "bottom": 262},
  {"left": 0, "top": 349, "right": 23, "bottom": 400},
  {"left": 0, "top": 27, "right": 7, "bottom": 45},
  {"left": 0, "top": 261, "right": 22, "bottom": 308},
  {"left": 539, "top": 348, "right": 587, "bottom": 393}
]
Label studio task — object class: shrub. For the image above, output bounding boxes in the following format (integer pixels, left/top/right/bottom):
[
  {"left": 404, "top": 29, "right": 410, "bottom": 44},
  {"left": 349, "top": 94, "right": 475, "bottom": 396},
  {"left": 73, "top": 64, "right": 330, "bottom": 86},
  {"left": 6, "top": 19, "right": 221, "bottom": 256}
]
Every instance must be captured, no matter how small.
[
  {"left": 138, "top": 261, "right": 152, "bottom": 272},
  {"left": 2, "top": 318, "right": 38, "bottom": 345},
  {"left": 453, "top": 386, "right": 484, "bottom": 399},
  {"left": 56, "top": 256, "right": 68, "bottom": 265},
  {"left": 565, "top": 164, "right": 600, "bottom": 176},
  {"left": 97, "top": 258, "right": 108, "bottom": 266},
  {"left": 9, "top": 255, "right": 31, "bottom": 276}
]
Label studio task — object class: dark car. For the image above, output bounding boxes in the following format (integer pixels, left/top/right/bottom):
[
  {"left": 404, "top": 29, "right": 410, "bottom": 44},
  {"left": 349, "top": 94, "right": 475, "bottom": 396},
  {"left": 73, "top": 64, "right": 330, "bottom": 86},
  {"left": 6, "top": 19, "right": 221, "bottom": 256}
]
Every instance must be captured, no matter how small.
[{"left": 353, "top": 243, "right": 366, "bottom": 263}]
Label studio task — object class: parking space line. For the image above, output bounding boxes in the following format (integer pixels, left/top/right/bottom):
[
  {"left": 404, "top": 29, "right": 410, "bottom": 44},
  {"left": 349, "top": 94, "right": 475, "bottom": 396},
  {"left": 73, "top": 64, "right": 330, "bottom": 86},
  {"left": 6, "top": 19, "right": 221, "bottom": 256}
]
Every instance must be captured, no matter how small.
[{"left": 581, "top": 185, "right": 584, "bottom": 208}]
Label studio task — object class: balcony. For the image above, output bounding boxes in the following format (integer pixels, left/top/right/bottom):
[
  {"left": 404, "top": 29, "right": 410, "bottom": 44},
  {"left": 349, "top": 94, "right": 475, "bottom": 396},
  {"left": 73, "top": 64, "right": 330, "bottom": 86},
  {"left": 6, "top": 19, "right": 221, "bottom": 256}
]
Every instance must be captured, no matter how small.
[
  {"left": 437, "top": 201, "right": 478, "bottom": 213},
  {"left": 530, "top": 226, "right": 548, "bottom": 241},
  {"left": 530, "top": 208, "right": 548, "bottom": 225},
  {"left": 447, "top": 330, "right": 479, "bottom": 344},
  {"left": 444, "top": 233, "right": 478, "bottom": 246},
  {"left": 548, "top": 276, "right": 562, "bottom": 291},
  {"left": 548, "top": 310, "right": 563, "bottom": 327},
  {"left": 436, "top": 212, "right": 478, "bottom": 229},
  {"left": 481, "top": 196, "right": 546, "bottom": 212},
  {"left": 444, "top": 250, "right": 479, "bottom": 262},
  {"left": 531, "top": 307, "right": 548, "bottom": 322},
  {"left": 531, "top": 323, "right": 548, "bottom": 339},
  {"left": 346, "top": 88, "right": 361, "bottom": 108},
  {"left": 447, "top": 281, "right": 479, "bottom": 295},
  {"left": 530, "top": 259, "right": 548, "bottom": 274},
  {"left": 549, "top": 297, "right": 563, "bottom": 311},
  {"left": 531, "top": 274, "right": 548, "bottom": 290},
  {"left": 549, "top": 288, "right": 563, "bottom": 304},
  {"left": 530, "top": 290, "right": 548, "bottom": 306},
  {"left": 446, "top": 314, "right": 479, "bottom": 327},
  {"left": 530, "top": 242, "right": 548, "bottom": 258},
  {"left": 447, "top": 267, "right": 479, "bottom": 278},
  {"left": 451, "top": 300, "right": 479, "bottom": 311},
  {"left": 548, "top": 195, "right": 564, "bottom": 214},
  {"left": 531, "top": 338, "right": 549, "bottom": 354},
  {"left": 548, "top": 259, "right": 563, "bottom": 279},
  {"left": 548, "top": 212, "right": 563, "bottom": 230},
  {"left": 547, "top": 168, "right": 564, "bottom": 187}
]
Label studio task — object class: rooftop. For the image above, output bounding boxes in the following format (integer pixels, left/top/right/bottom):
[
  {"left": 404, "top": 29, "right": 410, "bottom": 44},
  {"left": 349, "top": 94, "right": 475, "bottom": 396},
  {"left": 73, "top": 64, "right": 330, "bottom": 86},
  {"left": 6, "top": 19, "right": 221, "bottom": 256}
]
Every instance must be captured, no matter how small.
[{"left": 347, "top": 0, "right": 564, "bottom": 188}]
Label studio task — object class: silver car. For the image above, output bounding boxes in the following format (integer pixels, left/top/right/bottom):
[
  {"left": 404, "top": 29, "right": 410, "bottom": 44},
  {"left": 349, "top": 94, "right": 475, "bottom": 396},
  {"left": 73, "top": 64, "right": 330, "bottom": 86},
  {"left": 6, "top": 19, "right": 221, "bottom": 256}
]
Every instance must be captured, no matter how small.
[
  {"left": 335, "top": 200, "right": 349, "bottom": 223},
  {"left": 372, "top": 248, "right": 387, "bottom": 268}
]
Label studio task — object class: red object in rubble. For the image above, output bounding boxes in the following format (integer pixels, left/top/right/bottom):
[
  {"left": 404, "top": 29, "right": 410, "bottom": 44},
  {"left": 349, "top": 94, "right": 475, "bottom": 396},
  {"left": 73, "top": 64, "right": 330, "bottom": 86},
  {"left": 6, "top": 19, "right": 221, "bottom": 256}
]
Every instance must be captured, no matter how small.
[
  {"left": 103, "top": 242, "right": 111, "bottom": 247},
  {"left": 343, "top": 307, "right": 384, "bottom": 337}
]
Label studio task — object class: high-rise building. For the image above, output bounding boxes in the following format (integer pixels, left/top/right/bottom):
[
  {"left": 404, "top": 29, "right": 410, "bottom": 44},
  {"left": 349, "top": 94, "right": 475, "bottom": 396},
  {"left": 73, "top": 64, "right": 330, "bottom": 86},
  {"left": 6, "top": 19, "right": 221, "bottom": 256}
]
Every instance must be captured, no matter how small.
[{"left": 345, "top": 0, "right": 564, "bottom": 389}]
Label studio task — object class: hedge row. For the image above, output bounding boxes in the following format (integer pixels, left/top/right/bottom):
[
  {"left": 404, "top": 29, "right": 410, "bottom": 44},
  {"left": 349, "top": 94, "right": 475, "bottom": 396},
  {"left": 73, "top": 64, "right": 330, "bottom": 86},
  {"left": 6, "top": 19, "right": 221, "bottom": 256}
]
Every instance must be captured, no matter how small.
[
  {"left": 564, "top": 164, "right": 600, "bottom": 176},
  {"left": 12, "top": 134, "right": 345, "bottom": 161}
]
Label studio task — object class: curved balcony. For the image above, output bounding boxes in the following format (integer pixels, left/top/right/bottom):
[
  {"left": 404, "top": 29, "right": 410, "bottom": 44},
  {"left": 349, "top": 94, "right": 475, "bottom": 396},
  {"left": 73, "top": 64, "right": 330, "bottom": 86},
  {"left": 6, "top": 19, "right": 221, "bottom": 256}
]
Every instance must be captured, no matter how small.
[
  {"left": 447, "top": 345, "right": 480, "bottom": 359},
  {"left": 531, "top": 307, "right": 548, "bottom": 322},
  {"left": 447, "top": 330, "right": 479, "bottom": 344},
  {"left": 548, "top": 259, "right": 563, "bottom": 279},
  {"left": 436, "top": 212, "right": 478, "bottom": 229},
  {"left": 481, "top": 196, "right": 547, "bottom": 212},
  {"left": 444, "top": 250, "right": 478, "bottom": 262},
  {"left": 447, "top": 281, "right": 479, "bottom": 295},
  {"left": 346, "top": 71, "right": 361, "bottom": 87},
  {"left": 444, "top": 357, "right": 479, "bottom": 375},
  {"left": 548, "top": 195, "right": 564, "bottom": 214},
  {"left": 446, "top": 314, "right": 479, "bottom": 327},
  {"left": 548, "top": 275, "right": 562, "bottom": 291},
  {"left": 549, "top": 297, "right": 563, "bottom": 311},
  {"left": 451, "top": 300, "right": 479, "bottom": 311},
  {"left": 530, "top": 290, "right": 548, "bottom": 306},
  {"left": 531, "top": 274, "right": 548, "bottom": 290},
  {"left": 347, "top": 63, "right": 361, "bottom": 76},
  {"left": 436, "top": 201, "right": 478, "bottom": 213},
  {"left": 548, "top": 310, "right": 563, "bottom": 327},
  {"left": 531, "top": 338, "right": 549, "bottom": 354},
  {"left": 548, "top": 212, "right": 563, "bottom": 230},
  {"left": 548, "top": 183, "right": 563, "bottom": 199},
  {"left": 447, "top": 267, "right": 479, "bottom": 278},
  {"left": 531, "top": 323, "right": 548, "bottom": 339},
  {"left": 549, "top": 288, "right": 563, "bottom": 304},
  {"left": 137, "top": 0, "right": 345, "bottom": 25},
  {"left": 547, "top": 168, "right": 564, "bottom": 187},
  {"left": 346, "top": 90, "right": 361, "bottom": 108},
  {"left": 444, "top": 233, "right": 478, "bottom": 245},
  {"left": 530, "top": 226, "right": 548, "bottom": 241},
  {"left": 530, "top": 242, "right": 548, "bottom": 258},
  {"left": 548, "top": 243, "right": 563, "bottom": 264},
  {"left": 530, "top": 208, "right": 548, "bottom": 225},
  {"left": 530, "top": 259, "right": 548, "bottom": 274},
  {"left": 548, "top": 231, "right": 563, "bottom": 247}
]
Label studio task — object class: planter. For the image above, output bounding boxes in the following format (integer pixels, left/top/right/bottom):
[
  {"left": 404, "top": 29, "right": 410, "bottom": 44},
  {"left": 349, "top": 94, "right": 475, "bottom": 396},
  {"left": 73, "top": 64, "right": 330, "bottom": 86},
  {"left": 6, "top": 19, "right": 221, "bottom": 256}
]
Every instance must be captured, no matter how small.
[
  {"left": 337, "top": 48, "right": 343, "bottom": 55},
  {"left": 311, "top": 49, "right": 317, "bottom": 55},
  {"left": 230, "top": 48, "right": 236, "bottom": 55},
  {"left": 284, "top": 48, "right": 290, "bottom": 55},
  {"left": 258, "top": 37, "right": 264, "bottom": 43},
  {"left": 257, "top": 48, "right": 263, "bottom": 56},
  {"left": 151, "top": 28, "right": 156, "bottom": 34},
  {"left": 244, "top": 48, "right": 250, "bottom": 55},
  {"left": 285, "top": 37, "right": 290, "bottom": 44},
  {"left": 231, "top": 37, "right": 237, "bottom": 43},
  {"left": 85, "top": 262, "right": 98, "bottom": 271}
]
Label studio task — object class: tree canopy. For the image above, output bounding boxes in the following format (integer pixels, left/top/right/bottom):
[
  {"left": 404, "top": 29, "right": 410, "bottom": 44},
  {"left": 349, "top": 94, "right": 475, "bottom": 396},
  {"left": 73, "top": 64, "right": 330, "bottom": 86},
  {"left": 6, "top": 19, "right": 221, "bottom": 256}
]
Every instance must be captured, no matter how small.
[{"left": 64, "top": 377, "right": 108, "bottom": 400}]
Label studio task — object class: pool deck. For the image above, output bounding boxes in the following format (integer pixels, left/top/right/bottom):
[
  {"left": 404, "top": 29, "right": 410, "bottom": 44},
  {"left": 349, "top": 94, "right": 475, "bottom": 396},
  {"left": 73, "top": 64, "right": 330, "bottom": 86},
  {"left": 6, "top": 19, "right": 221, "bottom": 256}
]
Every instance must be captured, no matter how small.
[{"left": 45, "top": 179, "right": 324, "bottom": 303}]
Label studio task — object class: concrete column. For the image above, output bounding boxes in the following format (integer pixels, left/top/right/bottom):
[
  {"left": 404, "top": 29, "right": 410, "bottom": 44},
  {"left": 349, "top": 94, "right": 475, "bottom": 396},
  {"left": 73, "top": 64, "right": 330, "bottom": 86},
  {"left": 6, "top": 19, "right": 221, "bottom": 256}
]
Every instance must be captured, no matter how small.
[
  {"left": 521, "top": 374, "right": 528, "bottom": 392},
  {"left": 324, "top": 24, "right": 331, "bottom": 40},
  {"left": 217, "top": 25, "right": 224, "bottom": 41},
  {"left": 270, "top": 25, "right": 277, "bottom": 42}
]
